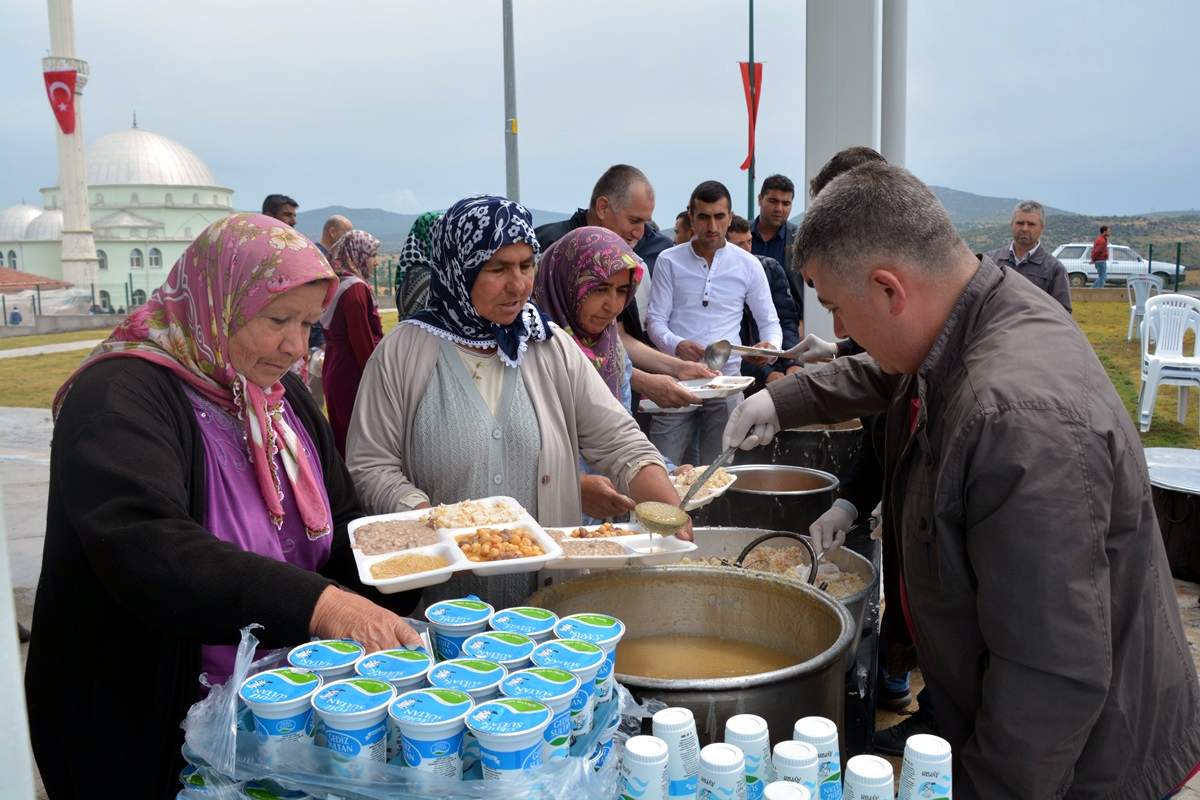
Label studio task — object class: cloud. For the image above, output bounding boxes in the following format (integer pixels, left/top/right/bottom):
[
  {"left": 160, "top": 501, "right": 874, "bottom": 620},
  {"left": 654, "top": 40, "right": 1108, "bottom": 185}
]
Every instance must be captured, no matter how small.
[{"left": 381, "top": 189, "right": 421, "bottom": 214}]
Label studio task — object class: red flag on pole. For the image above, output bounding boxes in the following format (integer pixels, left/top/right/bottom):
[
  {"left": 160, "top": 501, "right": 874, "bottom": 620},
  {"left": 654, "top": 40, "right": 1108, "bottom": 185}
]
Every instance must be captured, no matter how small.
[
  {"left": 739, "top": 61, "right": 763, "bottom": 171},
  {"left": 43, "top": 69, "right": 77, "bottom": 134}
]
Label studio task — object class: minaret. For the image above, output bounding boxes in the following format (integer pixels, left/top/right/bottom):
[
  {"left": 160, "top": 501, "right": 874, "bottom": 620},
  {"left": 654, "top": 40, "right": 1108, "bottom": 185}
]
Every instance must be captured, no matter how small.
[{"left": 44, "top": 0, "right": 98, "bottom": 287}]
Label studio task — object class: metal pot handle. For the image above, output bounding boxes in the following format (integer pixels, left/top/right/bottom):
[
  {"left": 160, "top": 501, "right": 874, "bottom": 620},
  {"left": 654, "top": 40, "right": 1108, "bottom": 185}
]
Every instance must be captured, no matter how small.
[{"left": 733, "top": 532, "right": 819, "bottom": 585}]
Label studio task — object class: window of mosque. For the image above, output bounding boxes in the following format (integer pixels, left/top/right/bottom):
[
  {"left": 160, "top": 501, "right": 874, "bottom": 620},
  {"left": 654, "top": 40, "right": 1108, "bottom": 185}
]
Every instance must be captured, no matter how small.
[
  {"left": 130, "top": 192, "right": 140, "bottom": 205},
  {"left": 184, "top": 227, "right": 192, "bottom": 238},
  {"left": 95, "top": 193, "right": 105, "bottom": 205},
  {"left": 165, "top": 193, "right": 174, "bottom": 206},
  {"left": 97, "top": 250, "right": 108, "bottom": 270},
  {"left": 6, "top": 251, "right": 15, "bottom": 269},
  {"left": 149, "top": 248, "right": 162, "bottom": 268},
  {"left": 132, "top": 289, "right": 147, "bottom": 307},
  {"left": 130, "top": 248, "right": 144, "bottom": 269},
  {"left": 192, "top": 193, "right": 199, "bottom": 205},
  {"left": 99, "top": 290, "right": 111, "bottom": 310},
  {"left": 212, "top": 194, "right": 219, "bottom": 205}
]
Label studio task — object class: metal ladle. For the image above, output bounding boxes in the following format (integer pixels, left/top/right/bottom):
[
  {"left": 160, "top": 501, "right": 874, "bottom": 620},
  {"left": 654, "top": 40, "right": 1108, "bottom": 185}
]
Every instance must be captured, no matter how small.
[{"left": 704, "top": 339, "right": 807, "bottom": 371}]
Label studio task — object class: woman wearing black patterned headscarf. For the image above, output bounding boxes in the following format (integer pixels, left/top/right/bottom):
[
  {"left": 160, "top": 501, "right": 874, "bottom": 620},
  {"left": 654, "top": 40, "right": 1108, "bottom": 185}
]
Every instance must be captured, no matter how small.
[{"left": 345, "top": 195, "right": 687, "bottom": 608}]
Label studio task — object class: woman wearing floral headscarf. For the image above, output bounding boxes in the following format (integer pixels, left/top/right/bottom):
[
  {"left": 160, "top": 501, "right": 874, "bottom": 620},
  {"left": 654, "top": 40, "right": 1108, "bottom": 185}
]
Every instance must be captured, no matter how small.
[
  {"left": 346, "top": 196, "right": 685, "bottom": 608},
  {"left": 322, "top": 228, "right": 383, "bottom": 455},
  {"left": 395, "top": 210, "right": 441, "bottom": 318},
  {"left": 27, "top": 214, "right": 421, "bottom": 799}
]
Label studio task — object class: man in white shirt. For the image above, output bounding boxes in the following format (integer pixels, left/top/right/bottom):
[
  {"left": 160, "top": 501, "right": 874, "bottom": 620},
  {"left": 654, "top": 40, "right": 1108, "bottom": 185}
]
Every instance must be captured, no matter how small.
[{"left": 646, "top": 180, "right": 782, "bottom": 464}]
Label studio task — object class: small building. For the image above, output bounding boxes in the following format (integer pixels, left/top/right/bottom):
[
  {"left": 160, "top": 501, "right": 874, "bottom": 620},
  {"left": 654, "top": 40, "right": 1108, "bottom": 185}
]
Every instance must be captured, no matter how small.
[{"left": 0, "top": 126, "right": 235, "bottom": 311}]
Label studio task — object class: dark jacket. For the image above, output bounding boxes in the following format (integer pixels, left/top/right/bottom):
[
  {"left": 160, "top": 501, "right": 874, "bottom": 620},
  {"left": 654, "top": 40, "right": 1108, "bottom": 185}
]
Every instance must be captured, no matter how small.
[
  {"left": 741, "top": 254, "right": 800, "bottom": 387},
  {"left": 767, "top": 257, "right": 1200, "bottom": 798},
  {"left": 26, "top": 359, "right": 417, "bottom": 800},
  {"left": 985, "top": 244, "right": 1073, "bottom": 313},
  {"left": 751, "top": 218, "right": 805, "bottom": 314},
  {"left": 535, "top": 209, "right": 674, "bottom": 346}
]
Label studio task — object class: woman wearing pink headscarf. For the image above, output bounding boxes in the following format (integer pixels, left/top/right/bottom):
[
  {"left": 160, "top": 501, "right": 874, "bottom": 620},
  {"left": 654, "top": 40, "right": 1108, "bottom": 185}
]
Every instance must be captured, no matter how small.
[
  {"left": 26, "top": 214, "right": 420, "bottom": 799},
  {"left": 321, "top": 228, "right": 383, "bottom": 455}
]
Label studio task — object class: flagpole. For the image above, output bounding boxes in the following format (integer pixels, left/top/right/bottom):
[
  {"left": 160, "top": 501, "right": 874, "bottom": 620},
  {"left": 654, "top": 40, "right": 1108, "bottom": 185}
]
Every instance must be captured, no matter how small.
[
  {"left": 502, "top": 0, "right": 520, "bottom": 201},
  {"left": 747, "top": 0, "right": 755, "bottom": 218}
]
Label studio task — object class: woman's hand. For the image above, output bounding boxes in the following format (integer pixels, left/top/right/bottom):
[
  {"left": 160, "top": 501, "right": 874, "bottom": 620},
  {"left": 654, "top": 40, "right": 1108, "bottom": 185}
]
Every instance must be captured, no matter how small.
[
  {"left": 637, "top": 372, "right": 701, "bottom": 409},
  {"left": 580, "top": 475, "right": 636, "bottom": 519},
  {"left": 628, "top": 464, "right": 694, "bottom": 542},
  {"left": 310, "top": 586, "right": 424, "bottom": 651},
  {"left": 674, "top": 361, "right": 718, "bottom": 381}
]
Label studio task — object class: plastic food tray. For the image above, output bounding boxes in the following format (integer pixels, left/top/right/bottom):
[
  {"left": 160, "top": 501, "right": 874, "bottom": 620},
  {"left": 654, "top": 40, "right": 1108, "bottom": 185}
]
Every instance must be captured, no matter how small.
[
  {"left": 348, "top": 497, "right": 563, "bottom": 593},
  {"left": 543, "top": 524, "right": 697, "bottom": 570},
  {"left": 672, "top": 468, "right": 739, "bottom": 511},
  {"left": 680, "top": 375, "right": 754, "bottom": 399}
]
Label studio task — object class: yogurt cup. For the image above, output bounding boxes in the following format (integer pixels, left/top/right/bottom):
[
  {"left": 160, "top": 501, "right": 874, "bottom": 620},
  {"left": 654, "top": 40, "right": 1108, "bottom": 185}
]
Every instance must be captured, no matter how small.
[
  {"left": 424, "top": 598, "right": 495, "bottom": 660},
  {"left": 462, "top": 631, "right": 536, "bottom": 671},
  {"left": 552, "top": 613, "right": 625, "bottom": 704},
  {"left": 490, "top": 606, "right": 559, "bottom": 642},
  {"left": 897, "top": 733, "right": 952, "bottom": 800},
  {"left": 764, "top": 782, "right": 811, "bottom": 800},
  {"left": 426, "top": 657, "right": 507, "bottom": 772},
  {"left": 355, "top": 648, "right": 433, "bottom": 691},
  {"left": 179, "top": 765, "right": 240, "bottom": 799},
  {"left": 792, "top": 717, "right": 842, "bottom": 800},
  {"left": 286, "top": 639, "right": 365, "bottom": 681},
  {"left": 620, "top": 735, "right": 670, "bottom": 800},
  {"left": 465, "top": 697, "right": 553, "bottom": 780},
  {"left": 311, "top": 677, "right": 396, "bottom": 763},
  {"left": 238, "top": 667, "right": 323, "bottom": 745},
  {"left": 841, "top": 755, "right": 893, "bottom": 800},
  {"left": 388, "top": 688, "right": 473, "bottom": 779},
  {"left": 529, "top": 638, "right": 606, "bottom": 738},
  {"left": 772, "top": 740, "right": 819, "bottom": 797},
  {"left": 238, "top": 781, "right": 312, "bottom": 800},
  {"left": 653, "top": 706, "right": 701, "bottom": 800},
  {"left": 725, "top": 714, "right": 776, "bottom": 800},
  {"left": 699, "top": 742, "right": 748, "bottom": 800},
  {"left": 499, "top": 667, "right": 580, "bottom": 760}
]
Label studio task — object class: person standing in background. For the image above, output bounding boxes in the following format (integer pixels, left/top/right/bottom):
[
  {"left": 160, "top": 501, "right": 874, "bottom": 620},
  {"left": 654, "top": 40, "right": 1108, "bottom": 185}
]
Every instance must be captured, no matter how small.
[
  {"left": 318, "top": 214, "right": 353, "bottom": 258},
  {"left": 985, "top": 201, "right": 1072, "bottom": 312},
  {"left": 674, "top": 210, "right": 692, "bottom": 245},
  {"left": 726, "top": 214, "right": 801, "bottom": 389},
  {"left": 751, "top": 174, "right": 804, "bottom": 311},
  {"left": 261, "top": 194, "right": 299, "bottom": 227},
  {"left": 1091, "top": 224, "right": 1111, "bottom": 288}
]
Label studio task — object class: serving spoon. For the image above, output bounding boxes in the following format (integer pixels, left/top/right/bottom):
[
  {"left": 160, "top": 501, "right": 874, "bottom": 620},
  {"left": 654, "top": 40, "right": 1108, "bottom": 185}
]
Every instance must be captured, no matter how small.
[{"left": 703, "top": 339, "right": 807, "bottom": 371}]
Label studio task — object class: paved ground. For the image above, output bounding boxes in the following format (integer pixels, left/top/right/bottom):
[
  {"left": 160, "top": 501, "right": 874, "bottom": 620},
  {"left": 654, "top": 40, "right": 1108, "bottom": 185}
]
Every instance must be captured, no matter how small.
[{"left": 0, "top": 339, "right": 101, "bottom": 361}]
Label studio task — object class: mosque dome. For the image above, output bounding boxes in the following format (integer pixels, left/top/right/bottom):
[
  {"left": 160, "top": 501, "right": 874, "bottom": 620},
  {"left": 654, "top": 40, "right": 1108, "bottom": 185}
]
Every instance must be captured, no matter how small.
[
  {"left": 82, "top": 128, "right": 221, "bottom": 188},
  {"left": 0, "top": 205, "right": 42, "bottom": 241},
  {"left": 26, "top": 209, "right": 64, "bottom": 241}
]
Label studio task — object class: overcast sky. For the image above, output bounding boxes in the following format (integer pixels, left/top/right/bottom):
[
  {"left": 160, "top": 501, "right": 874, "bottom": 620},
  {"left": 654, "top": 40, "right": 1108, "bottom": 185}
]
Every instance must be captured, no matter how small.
[{"left": 2, "top": 1, "right": 1197, "bottom": 218}]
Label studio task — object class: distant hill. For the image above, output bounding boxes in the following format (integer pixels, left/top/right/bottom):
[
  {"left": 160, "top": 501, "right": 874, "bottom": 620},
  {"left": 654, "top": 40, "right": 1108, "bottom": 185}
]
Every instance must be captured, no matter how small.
[
  {"left": 958, "top": 214, "right": 1200, "bottom": 268},
  {"left": 789, "top": 185, "right": 1079, "bottom": 228},
  {"left": 296, "top": 205, "right": 571, "bottom": 251}
]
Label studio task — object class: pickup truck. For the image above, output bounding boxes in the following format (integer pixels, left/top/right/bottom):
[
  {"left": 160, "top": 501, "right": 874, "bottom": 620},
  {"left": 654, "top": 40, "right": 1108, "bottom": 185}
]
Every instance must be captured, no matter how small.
[{"left": 1050, "top": 242, "right": 1188, "bottom": 287}]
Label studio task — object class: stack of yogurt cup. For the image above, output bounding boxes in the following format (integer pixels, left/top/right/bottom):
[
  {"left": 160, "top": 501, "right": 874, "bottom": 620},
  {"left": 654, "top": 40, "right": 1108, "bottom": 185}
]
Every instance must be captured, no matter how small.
[
  {"left": 388, "top": 687, "right": 474, "bottom": 778},
  {"left": 551, "top": 612, "right": 625, "bottom": 706},
  {"left": 353, "top": 647, "right": 433, "bottom": 762},
  {"left": 424, "top": 598, "right": 495, "bottom": 660},
  {"left": 529, "top": 638, "right": 606, "bottom": 741},
  {"left": 499, "top": 666, "right": 581, "bottom": 760},
  {"left": 489, "top": 606, "right": 559, "bottom": 642},
  {"left": 426, "top": 656, "right": 507, "bottom": 772}
]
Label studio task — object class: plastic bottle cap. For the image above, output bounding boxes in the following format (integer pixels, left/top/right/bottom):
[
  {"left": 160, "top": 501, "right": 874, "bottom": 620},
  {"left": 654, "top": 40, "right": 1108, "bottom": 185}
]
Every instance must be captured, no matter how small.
[
  {"left": 700, "top": 742, "right": 745, "bottom": 773},
  {"left": 792, "top": 716, "right": 837, "bottom": 742},
  {"left": 772, "top": 739, "right": 819, "bottom": 769},
  {"left": 904, "top": 733, "right": 952, "bottom": 761},
  {"left": 763, "top": 782, "right": 811, "bottom": 800},
  {"left": 624, "top": 735, "right": 670, "bottom": 765},
  {"left": 845, "top": 754, "right": 893, "bottom": 785},
  {"left": 725, "top": 714, "right": 769, "bottom": 740},
  {"left": 652, "top": 706, "right": 697, "bottom": 734}
]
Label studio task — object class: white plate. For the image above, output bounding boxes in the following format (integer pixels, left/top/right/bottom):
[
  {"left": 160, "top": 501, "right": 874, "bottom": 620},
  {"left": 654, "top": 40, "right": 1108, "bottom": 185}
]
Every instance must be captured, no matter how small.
[
  {"left": 638, "top": 398, "right": 700, "bottom": 415},
  {"left": 672, "top": 468, "right": 739, "bottom": 511},
  {"left": 679, "top": 375, "right": 754, "bottom": 399},
  {"left": 543, "top": 524, "right": 640, "bottom": 570},
  {"left": 625, "top": 534, "right": 698, "bottom": 566},
  {"left": 542, "top": 526, "right": 697, "bottom": 569},
  {"left": 354, "top": 542, "right": 465, "bottom": 594}
]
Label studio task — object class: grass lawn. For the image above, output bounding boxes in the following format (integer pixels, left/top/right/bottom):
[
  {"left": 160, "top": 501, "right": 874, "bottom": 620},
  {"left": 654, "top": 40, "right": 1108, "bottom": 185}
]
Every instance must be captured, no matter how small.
[
  {"left": 0, "top": 328, "right": 107, "bottom": 352},
  {"left": 1, "top": 301, "right": 1196, "bottom": 453}
]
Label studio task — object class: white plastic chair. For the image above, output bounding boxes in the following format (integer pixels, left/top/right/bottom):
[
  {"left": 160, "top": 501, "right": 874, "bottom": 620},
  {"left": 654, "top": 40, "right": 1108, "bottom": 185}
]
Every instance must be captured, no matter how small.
[
  {"left": 1126, "top": 274, "right": 1163, "bottom": 341},
  {"left": 1138, "top": 294, "right": 1200, "bottom": 432}
]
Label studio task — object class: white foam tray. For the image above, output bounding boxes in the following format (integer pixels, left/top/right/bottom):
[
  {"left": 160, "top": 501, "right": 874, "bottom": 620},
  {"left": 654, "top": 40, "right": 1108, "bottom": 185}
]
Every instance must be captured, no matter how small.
[
  {"left": 348, "top": 497, "right": 563, "bottom": 594},
  {"left": 672, "top": 468, "right": 739, "bottom": 511},
  {"left": 543, "top": 524, "right": 697, "bottom": 570},
  {"left": 679, "top": 375, "right": 755, "bottom": 399}
]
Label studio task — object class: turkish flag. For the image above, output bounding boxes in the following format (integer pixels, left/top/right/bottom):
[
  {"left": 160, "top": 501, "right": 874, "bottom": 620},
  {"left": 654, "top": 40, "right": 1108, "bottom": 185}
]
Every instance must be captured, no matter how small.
[
  {"left": 43, "top": 69, "right": 77, "bottom": 135},
  {"left": 739, "top": 62, "right": 763, "bottom": 171}
]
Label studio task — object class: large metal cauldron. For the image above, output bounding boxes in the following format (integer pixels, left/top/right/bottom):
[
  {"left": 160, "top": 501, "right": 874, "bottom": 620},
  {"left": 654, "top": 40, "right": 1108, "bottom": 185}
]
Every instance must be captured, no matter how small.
[
  {"left": 527, "top": 566, "right": 855, "bottom": 746},
  {"left": 733, "top": 420, "right": 865, "bottom": 481},
  {"left": 682, "top": 527, "right": 877, "bottom": 670},
  {"left": 693, "top": 465, "right": 839, "bottom": 536}
]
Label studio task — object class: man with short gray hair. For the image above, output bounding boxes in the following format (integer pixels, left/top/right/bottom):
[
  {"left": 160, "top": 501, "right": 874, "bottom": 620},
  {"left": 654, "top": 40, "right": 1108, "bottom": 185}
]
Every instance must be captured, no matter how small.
[
  {"left": 319, "top": 214, "right": 353, "bottom": 258},
  {"left": 724, "top": 162, "right": 1200, "bottom": 797},
  {"left": 985, "top": 200, "right": 1071, "bottom": 312}
]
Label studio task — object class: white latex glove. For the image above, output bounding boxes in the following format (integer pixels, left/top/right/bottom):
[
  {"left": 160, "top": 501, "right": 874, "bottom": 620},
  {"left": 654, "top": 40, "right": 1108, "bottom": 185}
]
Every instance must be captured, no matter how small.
[
  {"left": 794, "top": 334, "right": 839, "bottom": 363},
  {"left": 809, "top": 498, "right": 858, "bottom": 556},
  {"left": 722, "top": 390, "right": 781, "bottom": 450},
  {"left": 869, "top": 501, "right": 883, "bottom": 540}
]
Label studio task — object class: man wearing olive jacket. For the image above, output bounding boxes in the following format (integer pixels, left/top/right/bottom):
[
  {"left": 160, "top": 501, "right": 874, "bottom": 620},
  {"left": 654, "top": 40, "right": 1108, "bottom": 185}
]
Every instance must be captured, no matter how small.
[{"left": 724, "top": 162, "right": 1200, "bottom": 798}]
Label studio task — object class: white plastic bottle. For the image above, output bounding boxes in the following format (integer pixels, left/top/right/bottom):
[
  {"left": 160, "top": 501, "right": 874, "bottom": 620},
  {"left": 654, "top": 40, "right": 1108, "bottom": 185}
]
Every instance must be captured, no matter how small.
[
  {"left": 724, "top": 714, "right": 776, "bottom": 800},
  {"left": 841, "top": 754, "right": 893, "bottom": 800},
  {"left": 792, "top": 717, "right": 841, "bottom": 800},
  {"left": 698, "top": 742, "right": 747, "bottom": 800},
  {"left": 897, "top": 733, "right": 952, "bottom": 800},
  {"left": 653, "top": 707, "right": 702, "bottom": 800},
  {"left": 763, "top": 782, "right": 812, "bottom": 800},
  {"left": 620, "top": 735, "right": 670, "bottom": 800},
  {"left": 772, "top": 739, "right": 819, "bottom": 797}
]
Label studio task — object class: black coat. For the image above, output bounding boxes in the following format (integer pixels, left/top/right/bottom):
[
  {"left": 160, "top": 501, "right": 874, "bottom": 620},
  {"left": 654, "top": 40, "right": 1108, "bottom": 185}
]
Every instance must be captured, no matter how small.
[{"left": 25, "top": 359, "right": 416, "bottom": 799}]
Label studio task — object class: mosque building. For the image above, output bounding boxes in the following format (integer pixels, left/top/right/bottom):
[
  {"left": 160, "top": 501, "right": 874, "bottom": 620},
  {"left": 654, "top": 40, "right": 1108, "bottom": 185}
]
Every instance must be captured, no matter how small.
[{"left": 0, "top": 125, "right": 234, "bottom": 310}]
